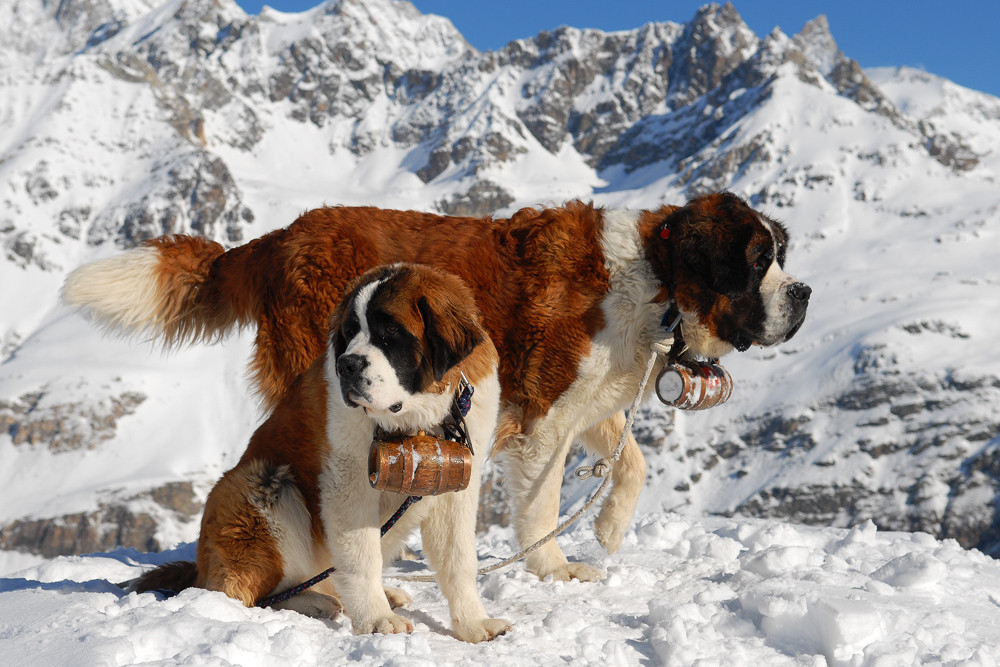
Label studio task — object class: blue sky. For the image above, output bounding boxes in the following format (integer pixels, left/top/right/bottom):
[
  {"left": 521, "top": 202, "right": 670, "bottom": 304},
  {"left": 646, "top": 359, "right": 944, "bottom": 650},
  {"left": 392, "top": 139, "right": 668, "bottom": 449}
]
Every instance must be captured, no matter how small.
[{"left": 233, "top": 1, "right": 1000, "bottom": 99}]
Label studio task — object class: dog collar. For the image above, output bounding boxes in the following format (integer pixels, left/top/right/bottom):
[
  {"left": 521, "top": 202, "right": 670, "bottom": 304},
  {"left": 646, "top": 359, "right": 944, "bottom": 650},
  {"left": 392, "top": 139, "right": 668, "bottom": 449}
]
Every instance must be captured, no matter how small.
[
  {"left": 661, "top": 304, "right": 681, "bottom": 331},
  {"left": 454, "top": 372, "right": 474, "bottom": 417},
  {"left": 372, "top": 373, "right": 476, "bottom": 454},
  {"left": 659, "top": 303, "right": 689, "bottom": 363},
  {"left": 445, "top": 372, "right": 475, "bottom": 453}
]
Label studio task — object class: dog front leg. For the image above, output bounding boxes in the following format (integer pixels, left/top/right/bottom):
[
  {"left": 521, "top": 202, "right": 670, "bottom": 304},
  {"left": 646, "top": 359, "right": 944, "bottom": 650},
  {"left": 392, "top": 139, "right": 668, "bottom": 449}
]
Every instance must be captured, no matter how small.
[
  {"left": 329, "top": 497, "right": 412, "bottom": 636},
  {"left": 421, "top": 485, "right": 510, "bottom": 642}
]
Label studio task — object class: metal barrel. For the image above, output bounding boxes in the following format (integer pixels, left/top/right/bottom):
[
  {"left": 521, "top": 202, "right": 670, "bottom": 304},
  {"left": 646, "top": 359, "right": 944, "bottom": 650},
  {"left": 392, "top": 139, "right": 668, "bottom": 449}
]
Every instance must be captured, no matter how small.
[{"left": 655, "top": 362, "right": 733, "bottom": 410}]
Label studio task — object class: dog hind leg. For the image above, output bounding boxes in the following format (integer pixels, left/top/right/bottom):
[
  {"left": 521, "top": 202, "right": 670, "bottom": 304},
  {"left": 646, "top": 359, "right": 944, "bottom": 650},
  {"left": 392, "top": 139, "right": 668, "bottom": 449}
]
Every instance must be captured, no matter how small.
[
  {"left": 383, "top": 586, "right": 412, "bottom": 609},
  {"left": 501, "top": 431, "right": 604, "bottom": 582},
  {"left": 268, "top": 590, "right": 343, "bottom": 619}
]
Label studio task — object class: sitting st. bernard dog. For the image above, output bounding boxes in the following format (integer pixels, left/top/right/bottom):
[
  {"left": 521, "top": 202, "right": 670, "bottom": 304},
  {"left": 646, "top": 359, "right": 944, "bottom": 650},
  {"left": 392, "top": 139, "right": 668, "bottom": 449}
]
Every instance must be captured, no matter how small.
[
  {"left": 64, "top": 192, "right": 810, "bottom": 582},
  {"left": 130, "top": 264, "right": 510, "bottom": 642}
]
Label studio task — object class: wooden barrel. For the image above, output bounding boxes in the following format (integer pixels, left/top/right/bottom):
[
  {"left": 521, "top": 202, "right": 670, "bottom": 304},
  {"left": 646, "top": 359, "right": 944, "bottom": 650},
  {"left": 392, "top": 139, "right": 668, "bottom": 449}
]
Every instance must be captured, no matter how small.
[
  {"left": 655, "top": 361, "right": 733, "bottom": 410},
  {"left": 369, "top": 431, "right": 472, "bottom": 495}
]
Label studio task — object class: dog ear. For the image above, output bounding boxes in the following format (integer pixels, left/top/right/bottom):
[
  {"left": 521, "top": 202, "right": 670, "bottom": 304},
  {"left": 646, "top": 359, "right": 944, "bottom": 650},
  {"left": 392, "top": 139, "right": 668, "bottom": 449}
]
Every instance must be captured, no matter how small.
[
  {"left": 328, "top": 308, "right": 347, "bottom": 360},
  {"left": 417, "top": 295, "right": 483, "bottom": 381},
  {"left": 328, "top": 293, "right": 353, "bottom": 360},
  {"left": 677, "top": 222, "right": 751, "bottom": 298}
]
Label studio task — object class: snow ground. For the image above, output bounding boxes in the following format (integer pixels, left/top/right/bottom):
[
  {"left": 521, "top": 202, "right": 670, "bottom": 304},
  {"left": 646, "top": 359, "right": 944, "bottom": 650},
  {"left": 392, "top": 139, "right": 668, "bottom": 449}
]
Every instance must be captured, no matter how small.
[{"left": 2, "top": 511, "right": 999, "bottom": 666}]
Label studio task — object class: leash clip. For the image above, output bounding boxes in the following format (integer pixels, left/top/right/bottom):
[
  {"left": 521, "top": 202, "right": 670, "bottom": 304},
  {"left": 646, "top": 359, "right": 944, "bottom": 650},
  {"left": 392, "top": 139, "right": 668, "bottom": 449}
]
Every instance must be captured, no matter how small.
[
  {"left": 653, "top": 309, "right": 683, "bottom": 355},
  {"left": 456, "top": 371, "right": 474, "bottom": 417}
]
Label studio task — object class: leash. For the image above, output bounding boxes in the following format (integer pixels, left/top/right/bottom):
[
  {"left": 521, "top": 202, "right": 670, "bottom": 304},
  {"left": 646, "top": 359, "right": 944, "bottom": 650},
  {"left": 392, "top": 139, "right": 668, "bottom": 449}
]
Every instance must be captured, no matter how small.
[
  {"left": 390, "top": 310, "right": 682, "bottom": 583},
  {"left": 256, "top": 378, "right": 475, "bottom": 607},
  {"left": 390, "top": 226, "right": 684, "bottom": 583},
  {"left": 261, "top": 311, "right": 678, "bottom": 592},
  {"left": 255, "top": 494, "right": 421, "bottom": 607}
]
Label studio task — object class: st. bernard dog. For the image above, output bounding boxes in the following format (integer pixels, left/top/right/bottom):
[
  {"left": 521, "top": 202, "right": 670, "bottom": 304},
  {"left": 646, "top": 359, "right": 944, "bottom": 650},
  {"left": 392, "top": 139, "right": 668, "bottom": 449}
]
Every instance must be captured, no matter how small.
[
  {"left": 130, "top": 263, "right": 510, "bottom": 641},
  {"left": 64, "top": 192, "right": 810, "bottom": 582}
]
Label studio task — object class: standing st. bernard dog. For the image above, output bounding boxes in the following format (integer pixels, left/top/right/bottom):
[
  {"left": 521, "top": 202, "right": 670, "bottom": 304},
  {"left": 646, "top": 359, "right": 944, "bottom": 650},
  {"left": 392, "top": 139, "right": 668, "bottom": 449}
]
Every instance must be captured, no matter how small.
[
  {"left": 64, "top": 192, "right": 810, "bottom": 582},
  {"left": 131, "top": 264, "right": 510, "bottom": 641}
]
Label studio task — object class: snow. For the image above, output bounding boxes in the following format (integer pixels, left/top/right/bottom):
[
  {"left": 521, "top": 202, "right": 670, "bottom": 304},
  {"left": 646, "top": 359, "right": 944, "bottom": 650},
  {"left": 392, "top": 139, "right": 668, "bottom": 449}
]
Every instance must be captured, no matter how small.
[
  {"left": 3, "top": 514, "right": 1000, "bottom": 665},
  {"left": 0, "top": 312, "right": 257, "bottom": 527},
  {"left": 867, "top": 65, "right": 1000, "bottom": 174}
]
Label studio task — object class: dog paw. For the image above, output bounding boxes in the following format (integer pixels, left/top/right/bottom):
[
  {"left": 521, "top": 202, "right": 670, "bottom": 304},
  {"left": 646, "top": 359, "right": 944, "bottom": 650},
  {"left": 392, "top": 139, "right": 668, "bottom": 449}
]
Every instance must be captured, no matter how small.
[
  {"left": 535, "top": 562, "right": 605, "bottom": 582},
  {"left": 383, "top": 586, "right": 412, "bottom": 609},
  {"left": 454, "top": 617, "right": 512, "bottom": 643},
  {"left": 593, "top": 513, "right": 626, "bottom": 554},
  {"left": 269, "top": 590, "right": 342, "bottom": 619},
  {"left": 305, "top": 593, "right": 344, "bottom": 619},
  {"left": 354, "top": 613, "right": 413, "bottom": 636}
]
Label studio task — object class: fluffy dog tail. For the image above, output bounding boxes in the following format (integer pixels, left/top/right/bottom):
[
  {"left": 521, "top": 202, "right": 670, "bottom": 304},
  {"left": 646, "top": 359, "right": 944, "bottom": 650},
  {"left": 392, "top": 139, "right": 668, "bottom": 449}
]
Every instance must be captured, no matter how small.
[
  {"left": 63, "top": 214, "right": 363, "bottom": 410},
  {"left": 61, "top": 235, "right": 262, "bottom": 349},
  {"left": 129, "top": 560, "right": 198, "bottom": 596}
]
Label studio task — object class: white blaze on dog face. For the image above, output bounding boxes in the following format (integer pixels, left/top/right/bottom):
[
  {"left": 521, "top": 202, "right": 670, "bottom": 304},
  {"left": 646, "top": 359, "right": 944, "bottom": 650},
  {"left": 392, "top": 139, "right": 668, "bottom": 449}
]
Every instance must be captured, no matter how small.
[
  {"left": 330, "top": 265, "right": 479, "bottom": 432},
  {"left": 755, "top": 215, "right": 808, "bottom": 345},
  {"left": 335, "top": 276, "right": 413, "bottom": 415}
]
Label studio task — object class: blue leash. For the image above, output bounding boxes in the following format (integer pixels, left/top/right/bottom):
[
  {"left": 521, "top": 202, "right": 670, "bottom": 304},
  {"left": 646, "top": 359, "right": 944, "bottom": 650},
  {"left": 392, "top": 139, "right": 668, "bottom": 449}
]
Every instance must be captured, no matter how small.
[
  {"left": 152, "top": 382, "right": 475, "bottom": 608},
  {"left": 255, "top": 494, "right": 421, "bottom": 608},
  {"left": 256, "top": 379, "right": 475, "bottom": 608}
]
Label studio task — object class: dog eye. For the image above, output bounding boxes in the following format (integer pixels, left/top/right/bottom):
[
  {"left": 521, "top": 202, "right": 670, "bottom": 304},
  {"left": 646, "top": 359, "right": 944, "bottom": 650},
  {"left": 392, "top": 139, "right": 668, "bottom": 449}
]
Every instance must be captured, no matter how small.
[
  {"left": 343, "top": 315, "right": 360, "bottom": 339},
  {"left": 753, "top": 251, "right": 772, "bottom": 272},
  {"left": 385, "top": 324, "right": 399, "bottom": 335}
]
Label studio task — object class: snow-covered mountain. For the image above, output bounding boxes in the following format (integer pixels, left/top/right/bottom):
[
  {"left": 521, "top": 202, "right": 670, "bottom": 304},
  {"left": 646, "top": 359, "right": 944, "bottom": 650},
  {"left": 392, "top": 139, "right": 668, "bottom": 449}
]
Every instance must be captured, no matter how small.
[{"left": 1, "top": 0, "right": 998, "bottom": 566}]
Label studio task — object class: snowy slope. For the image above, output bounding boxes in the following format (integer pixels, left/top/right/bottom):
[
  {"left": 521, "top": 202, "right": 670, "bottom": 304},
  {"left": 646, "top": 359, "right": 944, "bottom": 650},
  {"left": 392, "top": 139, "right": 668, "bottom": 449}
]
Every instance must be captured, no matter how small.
[
  {"left": 2, "top": 514, "right": 1000, "bottom": 665},
  {"left": 1, "top": 0, "right": 999, "bottom": 570},
  {"left": 630, "top": 61, "right": 1000, "bottom": 547}
]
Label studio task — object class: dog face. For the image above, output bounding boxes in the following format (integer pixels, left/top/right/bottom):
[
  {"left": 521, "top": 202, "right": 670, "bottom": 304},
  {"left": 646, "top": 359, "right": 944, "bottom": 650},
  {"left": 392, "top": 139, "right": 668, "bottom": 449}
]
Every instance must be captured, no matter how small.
[
  {"left": 330, "top": 264, "right": 484, "bottom": 424},
  {"left": 647, "top": 192, "right": 811, "bottom": 358}
]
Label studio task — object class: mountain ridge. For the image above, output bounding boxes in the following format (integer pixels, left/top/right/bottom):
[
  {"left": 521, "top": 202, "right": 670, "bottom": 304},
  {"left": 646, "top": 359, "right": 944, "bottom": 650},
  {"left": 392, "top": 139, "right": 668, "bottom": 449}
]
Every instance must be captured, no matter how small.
[{"left": 1, "top": 0, "right": 998, "bottom": 562}]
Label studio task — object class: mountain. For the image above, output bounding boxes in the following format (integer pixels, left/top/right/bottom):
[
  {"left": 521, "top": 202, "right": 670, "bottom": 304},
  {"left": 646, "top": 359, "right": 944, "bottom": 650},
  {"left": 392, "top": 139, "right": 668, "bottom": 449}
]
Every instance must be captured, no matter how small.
[{"left": 1, "top": 0, "right": 998, "bottom": 563}]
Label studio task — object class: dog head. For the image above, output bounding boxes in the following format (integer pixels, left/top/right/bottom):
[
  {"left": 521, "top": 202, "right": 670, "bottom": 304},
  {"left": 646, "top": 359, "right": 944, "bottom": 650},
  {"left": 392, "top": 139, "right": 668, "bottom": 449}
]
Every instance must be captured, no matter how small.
[
  {"left": 644, "top": 192, "right": 811, "bottom": 359},
  {"left": 329, "top": 263, "right": 488, "bottom": 429}
]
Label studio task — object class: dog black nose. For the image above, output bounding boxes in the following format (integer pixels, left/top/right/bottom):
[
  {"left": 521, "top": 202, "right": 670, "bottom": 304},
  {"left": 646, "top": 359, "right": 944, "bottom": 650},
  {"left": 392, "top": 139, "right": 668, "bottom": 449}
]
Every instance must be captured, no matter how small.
[
  {"left": 336, "top": 354, "right": 368, "bottom": 380},
  {"left": 787, "top": 282, "right": 811, "bottom": 302}
]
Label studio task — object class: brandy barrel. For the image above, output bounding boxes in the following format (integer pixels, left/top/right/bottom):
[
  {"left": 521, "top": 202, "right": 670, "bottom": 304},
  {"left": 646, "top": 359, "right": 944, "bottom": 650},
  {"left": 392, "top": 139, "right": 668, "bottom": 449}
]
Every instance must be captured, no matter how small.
[
  {"left": 369, "top": 430, "right": 472, "bottom": 496},
  {"left": 655, "top": 361, "right": 733, "bottom": 410}
]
